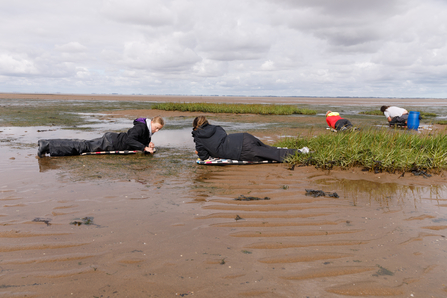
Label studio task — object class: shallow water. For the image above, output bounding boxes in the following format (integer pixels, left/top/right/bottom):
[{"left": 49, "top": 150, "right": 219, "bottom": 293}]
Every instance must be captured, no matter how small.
[{"left": 1, "top": 97, "right": 447, "bottom": 297}]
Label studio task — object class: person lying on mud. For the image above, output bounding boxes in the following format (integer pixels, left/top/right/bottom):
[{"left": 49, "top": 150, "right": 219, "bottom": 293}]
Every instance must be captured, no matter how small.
[
  {"left": 380, "top": 105, "right": 408, "bottom": 127},
  {"left": 37, "top": 116, "right": 164, "bottom": 157},
  {"left": 325, "top": 111, "right": 355, "bottom": 132},
  {"left": 191, "top": 116, "right": 309, "bottom": 162}
]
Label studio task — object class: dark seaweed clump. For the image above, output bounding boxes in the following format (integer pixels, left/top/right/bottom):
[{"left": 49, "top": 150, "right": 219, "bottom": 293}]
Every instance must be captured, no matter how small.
[
  {"left": 235, "top": 195, "right": 270, "bottom": 201},
  {"left": 70, "top": 217, "right": 94, "bottom": 226},
  {"left": 305, "top": 189, "right": 339, "bottom": 198},
  {"left": 32, "top": 218, "right": 52, "bottom": 226}
]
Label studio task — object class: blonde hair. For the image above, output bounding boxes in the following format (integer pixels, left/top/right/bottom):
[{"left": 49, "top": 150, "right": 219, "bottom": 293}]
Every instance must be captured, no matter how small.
[
  {"left": 151, "top": 116, "right": 164, "bottom": 126},
  {"left": 193, "top": 116, "right": 209, "bottom": 130}
]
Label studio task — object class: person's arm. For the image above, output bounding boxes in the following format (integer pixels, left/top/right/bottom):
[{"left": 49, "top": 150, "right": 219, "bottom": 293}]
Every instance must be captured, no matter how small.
[
  {"left": 195, "top": 142, "right": 210, "bottom": 160},
  {"left": 126, "top": 125, "right": 148, "bottom": 150},
  {"left": 383, "top": 111, "right": 392, "bottom": 122}
]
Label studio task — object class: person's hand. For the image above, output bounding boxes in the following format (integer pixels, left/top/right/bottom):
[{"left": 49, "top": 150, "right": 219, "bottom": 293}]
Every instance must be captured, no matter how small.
[
  {"left": 149, "top": 142, "right": 155, "bottom": 149},
  {"left": 144, "top": 146, "right": 154, "bottom": 154}
]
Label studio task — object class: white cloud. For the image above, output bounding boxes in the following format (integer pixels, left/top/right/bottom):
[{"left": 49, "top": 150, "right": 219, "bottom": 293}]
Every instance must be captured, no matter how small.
[{"left": 0, "top": 54, "right": 38, "bottom": 75}]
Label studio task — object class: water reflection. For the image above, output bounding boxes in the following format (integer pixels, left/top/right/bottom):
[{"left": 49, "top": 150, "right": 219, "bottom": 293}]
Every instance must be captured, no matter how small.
[
  {"left": 315, "top": 178, "right": 447, "bottom": 210},
  {"left": 37, "top": 147, "right": 196, "bottom": 181}
]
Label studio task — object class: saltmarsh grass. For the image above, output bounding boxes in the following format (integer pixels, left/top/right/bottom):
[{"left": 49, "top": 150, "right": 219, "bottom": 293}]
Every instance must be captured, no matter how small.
[
  {"left": 152, "top": 102, "right": 316, "bottom": 115},
  {"left": 277, "top": 128, "right": 447, "bottom": 173}
]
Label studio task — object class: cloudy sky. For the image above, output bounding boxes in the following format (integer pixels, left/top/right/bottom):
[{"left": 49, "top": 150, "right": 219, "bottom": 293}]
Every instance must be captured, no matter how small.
[{"left": 1, "top": 0, "right": 447, "bottom": 98}]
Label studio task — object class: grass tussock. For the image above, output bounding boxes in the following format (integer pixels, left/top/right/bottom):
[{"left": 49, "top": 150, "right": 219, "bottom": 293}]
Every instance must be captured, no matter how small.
[
  {"left": 277, "top": 128, "right": 447, "bottom": 173},
  {"left": 152, "top": 102, "right": 316, "bottom": 115}
]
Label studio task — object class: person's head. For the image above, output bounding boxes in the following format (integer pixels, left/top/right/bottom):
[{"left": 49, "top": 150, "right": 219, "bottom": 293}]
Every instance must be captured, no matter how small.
[
  {"left": 193, "top": 116, "right": 209, "bottom": 130},
  {"left": 325, "top": 110, "right": 332, "bottom": 117},
  {"left": 380, "top": 106, "right": 390, "bottom": 114},
  {"left": 151, "top": 116, "right": 164, "bottom": 134}
]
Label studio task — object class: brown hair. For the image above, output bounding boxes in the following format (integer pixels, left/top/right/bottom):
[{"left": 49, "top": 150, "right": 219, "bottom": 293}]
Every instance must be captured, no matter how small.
[
  {"left": 193, "top": 116, "right": 209, "bottom": 130},
  {"left": 380, "top": 106, "right": 390, "bottom": 113},
  {"left": 152, "top": 116, "right": 164, "bottom": 126}
]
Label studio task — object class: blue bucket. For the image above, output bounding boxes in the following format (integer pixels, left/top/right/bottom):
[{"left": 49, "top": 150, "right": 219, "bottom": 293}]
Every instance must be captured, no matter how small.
[{"left": 407, "top": 111, "right": 420, "bottom": 130}]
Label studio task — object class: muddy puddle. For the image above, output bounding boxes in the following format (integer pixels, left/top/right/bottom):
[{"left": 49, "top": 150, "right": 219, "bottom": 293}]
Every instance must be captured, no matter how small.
[{"left": 1, "top": 96, "right": 447, "bottom": 297}]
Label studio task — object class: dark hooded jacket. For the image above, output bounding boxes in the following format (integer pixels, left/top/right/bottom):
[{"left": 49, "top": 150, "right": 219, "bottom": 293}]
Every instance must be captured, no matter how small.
[
  {"left": 110, "top": 118, "right": 151, "bottom": 151},
  {"left": 192, "top": 123, "right": 244, "bottom": 160}
]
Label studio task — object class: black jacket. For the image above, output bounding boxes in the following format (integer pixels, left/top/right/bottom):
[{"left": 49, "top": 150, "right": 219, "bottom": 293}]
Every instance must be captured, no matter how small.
[
  {"left": 110, "top": 119, "right": 151, "bottom": 150},
  {"left": 192, "top": 123, "right": 244, "bottom": 160}
]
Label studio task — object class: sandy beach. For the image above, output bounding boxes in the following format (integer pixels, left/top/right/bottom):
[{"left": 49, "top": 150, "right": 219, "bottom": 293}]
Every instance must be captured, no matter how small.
[{"left": 1, "top": 94, "right": 447, "bottom": 297}]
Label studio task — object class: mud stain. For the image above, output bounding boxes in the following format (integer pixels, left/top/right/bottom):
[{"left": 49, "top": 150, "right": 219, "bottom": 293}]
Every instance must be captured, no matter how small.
[
  {"left": 325, "top": 281, "right": 404, "bottom": 296},
  {"left": 0, "top": 230, "right": 70, "bottom": 238},
  {"left": 196, "top": 212, "right": 332, "bottom": 219},
  {"left": 258, "top": 252, "right": 353, "bottom": 264},
  {"left": 245, "top": 240, "right": 369, "bottom": 249},
  {"left": 210, "top": 220, "right": 339, "bottom": 228},
  {"left": 280, "top": 266, "right": 376, "bottom": 280},
  {"left": 230, "top": 229, "right": 363, "bottom": 237}
]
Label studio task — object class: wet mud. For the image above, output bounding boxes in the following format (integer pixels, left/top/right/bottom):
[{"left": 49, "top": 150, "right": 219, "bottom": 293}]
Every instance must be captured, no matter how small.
[{"left": 1, "top": 95, "right": 447, "bottom": 297}]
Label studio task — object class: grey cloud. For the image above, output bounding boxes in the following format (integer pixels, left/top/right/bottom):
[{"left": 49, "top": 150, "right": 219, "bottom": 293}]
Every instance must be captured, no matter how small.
[
  {"left": 55, "top": 42, "right": 87, "bottom": 53},
  {"left": 0, "top": 0, "right": 446, "bottom": 97},
  {"left": 100, "top": 0, "right": 175, "bottom": 27}
]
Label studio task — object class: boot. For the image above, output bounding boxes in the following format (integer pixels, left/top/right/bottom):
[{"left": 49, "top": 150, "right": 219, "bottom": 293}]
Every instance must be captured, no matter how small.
[{"left": 37, "top": 140, "right": 50, "bottom": 158}]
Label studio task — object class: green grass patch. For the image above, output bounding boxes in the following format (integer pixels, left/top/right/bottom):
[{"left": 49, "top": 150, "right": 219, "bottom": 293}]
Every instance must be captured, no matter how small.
[
  {"left": 277, "top": 128, "right": 447, "bottom": 173},
  {"left": 420, "top": 112, "right": 437, "bottom": 118},
  {"left": 435, "top": 120, "right": 447, "bottom": 125},
  {"left": 151, "top": 102, "right": 316, "bottom": 115},
  {"left": 359, "top": 110, "right": 383, "bottom": 116}
]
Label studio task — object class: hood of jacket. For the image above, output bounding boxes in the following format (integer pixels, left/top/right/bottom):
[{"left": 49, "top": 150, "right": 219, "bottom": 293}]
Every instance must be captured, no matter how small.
[
  {"left": 133, "top": 118, "right": 147, "bottom": 125},
  {"left": 192, "top": 123, "right": 218, "bottom": 138}
]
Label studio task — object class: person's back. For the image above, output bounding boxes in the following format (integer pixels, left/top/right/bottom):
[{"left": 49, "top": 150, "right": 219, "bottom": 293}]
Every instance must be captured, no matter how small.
[
  {"left": 192, "top": 123, "right": 243, "bottom": 160},
  {"left": 383, "top": 106, "right": 408, "bottom": 119},
  {"left": 325, "top": 111, "right": 353, "bottom": 131},
  {"left": 110, "top": 119, "right": 150, "bottom": 151}
]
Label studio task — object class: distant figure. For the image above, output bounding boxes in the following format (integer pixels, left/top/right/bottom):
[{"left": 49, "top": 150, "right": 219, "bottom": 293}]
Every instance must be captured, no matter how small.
[
  {"left": 191, "top": 116, "right": 308, "bottom": 162},
  {"left": 380, "top": 106, "right": 408, "bottom": 127},
  {"left": 325, "top": 111, "right": 354, "bottom": 131},
  {"left": 37, "top": 116, "right": 164, "bottom": 157}
]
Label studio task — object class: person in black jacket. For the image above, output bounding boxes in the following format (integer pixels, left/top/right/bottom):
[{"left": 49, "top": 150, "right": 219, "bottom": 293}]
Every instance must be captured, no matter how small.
[
  {"left": 37, "top": 116, "right": 164, "bottom": 157},
  {"left": 191, "top": 116, "right": 308, "bottom": 162}
]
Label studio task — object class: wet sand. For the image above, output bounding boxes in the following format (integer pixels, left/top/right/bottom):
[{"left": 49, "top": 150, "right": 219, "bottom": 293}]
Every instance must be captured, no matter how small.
[{"left": 1, "top": 94, "right": 447, "bottom": 297}]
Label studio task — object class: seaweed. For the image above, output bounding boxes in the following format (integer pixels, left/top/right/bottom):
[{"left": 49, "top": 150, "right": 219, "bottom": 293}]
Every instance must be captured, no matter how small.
[
  {"left": 305, "top": 189, "right": 339, "bottom": 198},
  {"left": 70, "top": 217, "right": 95, "bottom": 226},
  {"left": 32, "top": 218, "right": 52, "bottom": 226},
  {"left": 235, "top": 195, "right": 270, "bottom": 201}
]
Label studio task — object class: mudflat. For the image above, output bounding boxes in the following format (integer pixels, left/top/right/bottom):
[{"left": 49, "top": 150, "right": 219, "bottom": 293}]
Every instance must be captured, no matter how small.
[
  {"left": 1, "top": 94, "right": 446, "bottom": 297},
  {"left": 2, "top": 92, "right": 447, "bottom": 106}
]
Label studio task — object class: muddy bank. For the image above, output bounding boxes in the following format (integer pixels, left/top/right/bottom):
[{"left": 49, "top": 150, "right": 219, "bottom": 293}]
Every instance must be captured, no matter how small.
[{"left": 1, "top": 95, "right": 447, "bottom": 297}]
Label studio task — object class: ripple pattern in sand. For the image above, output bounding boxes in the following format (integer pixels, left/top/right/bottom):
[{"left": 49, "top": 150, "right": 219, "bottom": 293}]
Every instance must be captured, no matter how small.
[{"left": 196, "top": 165, "right": 447, "bottom": 297}]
